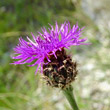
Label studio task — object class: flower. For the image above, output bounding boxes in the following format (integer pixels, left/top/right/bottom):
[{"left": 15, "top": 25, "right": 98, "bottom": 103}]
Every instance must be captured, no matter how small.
[{"left": 11, "top": 21, "right": 88, "bottom": 75}]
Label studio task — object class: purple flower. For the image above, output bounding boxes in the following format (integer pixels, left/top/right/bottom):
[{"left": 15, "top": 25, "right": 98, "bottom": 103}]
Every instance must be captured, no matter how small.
[{"left": 11, "top": 21, "right": 88, "bottom": 74}]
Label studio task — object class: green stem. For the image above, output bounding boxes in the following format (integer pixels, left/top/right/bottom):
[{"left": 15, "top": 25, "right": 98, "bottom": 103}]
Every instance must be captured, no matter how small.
[{"left": 62, "top": 86, "right": 79, "bottom": 110}]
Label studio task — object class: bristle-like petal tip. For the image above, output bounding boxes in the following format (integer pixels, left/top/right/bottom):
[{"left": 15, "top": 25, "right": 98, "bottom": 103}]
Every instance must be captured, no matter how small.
[{"left": 11, "top": 21, "right": 89, "bottom": 74}]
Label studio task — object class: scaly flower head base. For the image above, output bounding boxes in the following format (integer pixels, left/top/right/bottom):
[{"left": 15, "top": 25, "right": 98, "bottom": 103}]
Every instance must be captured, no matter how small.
[{"left": 43, "top": 48, "right": 78, "bottom": 88}]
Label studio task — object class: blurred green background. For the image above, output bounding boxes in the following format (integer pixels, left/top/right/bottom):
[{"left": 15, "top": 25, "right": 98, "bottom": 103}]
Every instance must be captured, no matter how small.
[{"left": 0, "top": 0, "right": 110, "bottom": 110}]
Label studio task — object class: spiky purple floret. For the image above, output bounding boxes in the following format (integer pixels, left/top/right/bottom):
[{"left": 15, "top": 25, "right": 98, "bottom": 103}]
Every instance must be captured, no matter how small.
[{"left": 11, "top": 21, "right": 89, "bottom": 74}]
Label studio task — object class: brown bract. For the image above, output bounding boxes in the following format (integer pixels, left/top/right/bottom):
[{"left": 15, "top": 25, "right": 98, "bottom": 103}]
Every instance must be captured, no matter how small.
[{"left": 43, "top": 48, "right": 78, "bottom": 89}]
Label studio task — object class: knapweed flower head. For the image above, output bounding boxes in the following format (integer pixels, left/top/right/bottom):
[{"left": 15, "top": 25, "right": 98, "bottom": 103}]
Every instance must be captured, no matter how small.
[{"left": 12, "top": 21, "right": 88, "bottom": 88}]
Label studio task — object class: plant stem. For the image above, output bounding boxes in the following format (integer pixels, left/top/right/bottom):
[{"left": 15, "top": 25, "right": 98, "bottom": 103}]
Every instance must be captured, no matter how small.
[{"left": 62, "top": 86, "right": 79, "bottom": 110}]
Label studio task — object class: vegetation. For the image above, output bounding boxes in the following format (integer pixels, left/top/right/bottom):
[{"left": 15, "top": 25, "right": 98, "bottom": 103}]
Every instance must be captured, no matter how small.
[{"left": 0, "top": 0, "right": 110, "bottom": 110}]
